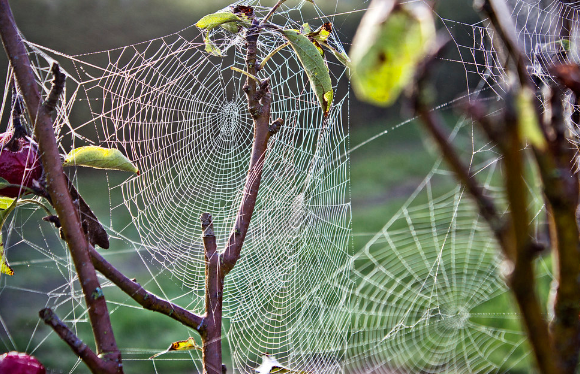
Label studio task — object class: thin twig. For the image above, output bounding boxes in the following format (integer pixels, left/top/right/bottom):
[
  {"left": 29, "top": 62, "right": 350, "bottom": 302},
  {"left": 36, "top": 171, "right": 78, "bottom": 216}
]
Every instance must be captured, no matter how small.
[
  {"left": 260, "top": 0, "right": 287, "bottom": 25},
  {"left": 39, "top": 308, "right": 107, "bottom": 373}
]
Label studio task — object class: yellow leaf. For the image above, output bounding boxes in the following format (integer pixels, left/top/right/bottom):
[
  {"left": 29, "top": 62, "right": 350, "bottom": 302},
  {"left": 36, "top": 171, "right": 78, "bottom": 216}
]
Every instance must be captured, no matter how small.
[
  {"left": 517, "top": 87, "right": 547, "bottom": 151},
  {"left": 308, "top": 22, "right": 332, "bottom": 43},
  {"left": 0, "top": 235, "right": 13, "bottom": 276},
  {"left": 63, "top": 146, "right": 139, "bottom": 174},
  {"left": 149, "top": 337, "right": 201, "bottom": 359},
  {"left": 350, "top": 1, "right": 435, "bottom": 106}
]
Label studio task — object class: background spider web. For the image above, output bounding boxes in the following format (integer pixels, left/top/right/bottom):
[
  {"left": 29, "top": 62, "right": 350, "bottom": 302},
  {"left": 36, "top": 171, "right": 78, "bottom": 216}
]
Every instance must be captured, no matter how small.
[{"left": 0, "top": 0, "right": 573, "bottom": 373}]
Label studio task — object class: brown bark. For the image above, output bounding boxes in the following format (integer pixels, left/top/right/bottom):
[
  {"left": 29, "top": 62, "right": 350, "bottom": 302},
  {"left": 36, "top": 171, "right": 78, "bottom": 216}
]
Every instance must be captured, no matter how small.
[{"left": 200, "top": 213, "right": 223, "bottom": 374}]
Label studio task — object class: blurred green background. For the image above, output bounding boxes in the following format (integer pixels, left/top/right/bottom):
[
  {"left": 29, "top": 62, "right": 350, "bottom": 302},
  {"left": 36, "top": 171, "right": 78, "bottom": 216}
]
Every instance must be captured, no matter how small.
[{"left": 0, "top": 1, "right": 536, "bottom": 373}]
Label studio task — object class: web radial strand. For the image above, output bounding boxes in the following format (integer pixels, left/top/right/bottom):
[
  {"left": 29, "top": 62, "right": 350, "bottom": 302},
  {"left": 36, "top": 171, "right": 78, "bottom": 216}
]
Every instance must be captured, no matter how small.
[{"left": 1, "top": 1, "right": 352, "bottom": 372}]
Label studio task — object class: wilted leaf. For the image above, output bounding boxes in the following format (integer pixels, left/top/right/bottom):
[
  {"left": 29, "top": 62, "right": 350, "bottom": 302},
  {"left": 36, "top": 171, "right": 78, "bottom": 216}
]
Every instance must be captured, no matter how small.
[
  {"left": 63, "top": 146, "right": 139, "bottom": 174},
  {"left": 232, "top": 5, "right": 254, "bottom": 20},
  {"left": 517, "top": 87, "right": 546, "bottom": 151},
  {"left": 308, "top": 22, "right": 332, "bottom": 43},
  {"left": 204, "top": 35, "right": 223, "bottom": 56},
  {"left": 0, "top": 237, "right": 13, "bottom": 276},
  {"left": 281, "top": 29, "right": 333, "bottom": 115},
  {"left": 350, "top": 0, "right": 435, "bottom": 106},
  {"left": 196, "top": 12, "right": 242, "bottom": 30},
  {"left": 149, "top": 337, "right": 201, "bottom": 359}
]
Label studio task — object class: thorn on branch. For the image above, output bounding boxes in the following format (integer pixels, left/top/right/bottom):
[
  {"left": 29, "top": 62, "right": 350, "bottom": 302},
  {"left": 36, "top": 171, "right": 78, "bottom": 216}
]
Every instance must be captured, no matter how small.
[{"left": 43, "top": 63, "right": 65, "bottom": 113}]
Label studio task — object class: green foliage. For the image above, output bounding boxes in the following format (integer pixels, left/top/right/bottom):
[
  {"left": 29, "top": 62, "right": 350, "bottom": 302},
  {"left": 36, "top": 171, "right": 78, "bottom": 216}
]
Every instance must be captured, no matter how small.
[
  {"left": 196, "top": 4, "right": 337, "bottom": 116},
  {"left": 350, "top": 1, "right": 435, "bottom": 106}
]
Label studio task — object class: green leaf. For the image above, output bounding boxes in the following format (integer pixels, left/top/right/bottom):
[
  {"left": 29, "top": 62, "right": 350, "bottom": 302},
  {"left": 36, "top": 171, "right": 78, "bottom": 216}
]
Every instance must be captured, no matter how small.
[
  {"left": 281, "top": 29, "right": 333, "bottom": 115},
  {"left": 196, "top": 12, "right": 242, "bottom": 30},
  {"left": 350, "top": 1, "right": 435, "bottom": 106},
  {"left": 204, "top": 35, "right": 223, "bottom": 56},
  {"left": 517, "top": 87, "right": 546, "bottom": 151},
  {"left": 319, "top": 41, "right": 350, "bottom": 67},
  {"left": 0, "top": 178, "right": 34, "bottom": 197},
  {"left": 63, "top": 146, "right": 139, "bottom": 174}
]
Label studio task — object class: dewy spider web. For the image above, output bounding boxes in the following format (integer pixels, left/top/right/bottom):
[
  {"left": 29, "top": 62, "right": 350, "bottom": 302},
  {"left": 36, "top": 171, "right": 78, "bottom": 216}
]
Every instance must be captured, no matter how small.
[
  {"left": 1, "top": 1, "right": 351, "bottom": 373},
  {"left": 0, "top": 0, "right": 572, "bottom": 373}
]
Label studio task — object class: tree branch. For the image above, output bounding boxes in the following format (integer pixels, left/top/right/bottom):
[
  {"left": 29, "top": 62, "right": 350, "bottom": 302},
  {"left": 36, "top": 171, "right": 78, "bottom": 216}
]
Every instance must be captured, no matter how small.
[
  {"left": 0, "top": 2, "right": 122, "bottom": 372},
  {"left": 200, "top": 213, "right": 223, "bottom": 374},
  {"left": 39, "top": 308, "right": 108, "bottom": 374},
  {"left": 413, "top": 27, "right": 559, "bottom": 374},
  {"left": 88, "top": 245, "right": 204, "bottom": 330},
  {"left": 534, "top": 84, "right": 580, "bottom": 373},
  {"left": 221, "top": 22, "right": 274, "bottom": 275}
]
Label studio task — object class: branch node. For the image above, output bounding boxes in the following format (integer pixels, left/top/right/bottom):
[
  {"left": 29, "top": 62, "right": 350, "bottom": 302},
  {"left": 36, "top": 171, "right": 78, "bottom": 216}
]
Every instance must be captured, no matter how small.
[
  {"left": 269, "top": 118, "right": 284, "bottom": 135},
  {"left": 43, "top": 62, "right": 65, "bottom": 113}
]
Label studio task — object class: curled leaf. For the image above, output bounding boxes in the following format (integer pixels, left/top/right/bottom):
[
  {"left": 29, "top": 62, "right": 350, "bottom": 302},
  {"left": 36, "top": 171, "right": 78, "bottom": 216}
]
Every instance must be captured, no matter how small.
[
  {"left": 350, "top": 0, "right": 435, "bottom": 106},
  {"left": 149, "top": 337, "right": 201, "bottom": 359},
  {"left": 204, "top": 35, "right": 223, "bottom": 56},
  {"left": 196, "top": 12, "right": 242, "bottom": 30},
  {"left": 232, "top": 5, "right": 254, "bottom": 20},
  {"left": 308, "top": 22, "right": 332, "bottom": 43},
  {"left": 281, "top": 29, "right": 333, "bottom": 115},
  {"left": 63, "top": 146, "right": 139, "bottom": 174}
]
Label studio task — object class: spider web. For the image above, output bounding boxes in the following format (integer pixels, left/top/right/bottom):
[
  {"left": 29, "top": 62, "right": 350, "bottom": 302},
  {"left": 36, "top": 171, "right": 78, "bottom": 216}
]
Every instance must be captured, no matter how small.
[{"left": 0, "top": 0, "right": 571, "bottom": 373}]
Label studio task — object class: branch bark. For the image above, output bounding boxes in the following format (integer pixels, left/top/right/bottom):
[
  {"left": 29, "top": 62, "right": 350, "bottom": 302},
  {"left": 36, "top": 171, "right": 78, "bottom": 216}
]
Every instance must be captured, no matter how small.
[
  {"left": 0, "top": 2, "right": 122, "bottom": 372},
  {"left": 199, "top": 213, "right": 222, "bottom": 374}
]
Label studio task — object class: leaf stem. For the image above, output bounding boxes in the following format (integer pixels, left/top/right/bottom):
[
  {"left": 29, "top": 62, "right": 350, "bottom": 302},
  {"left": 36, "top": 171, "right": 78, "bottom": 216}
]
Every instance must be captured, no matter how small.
[
  {"left": 230, "top": 66, "right": 260, "bottom": 83},
  {"left": 259, "top": 42, "right": 290, "bottom": 70}
]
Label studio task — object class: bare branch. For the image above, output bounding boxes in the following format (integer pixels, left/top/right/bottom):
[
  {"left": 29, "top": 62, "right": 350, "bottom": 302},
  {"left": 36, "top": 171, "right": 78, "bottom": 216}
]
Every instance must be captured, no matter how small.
[
  {"left": 200, "top": 213, "right": 223, "bottom": 374},
  {"left": 39, "top": 308, "right": 109, "bottom": 374},
  {"left": 88, "top": 245, "right": 204, "bottom": 330}
]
